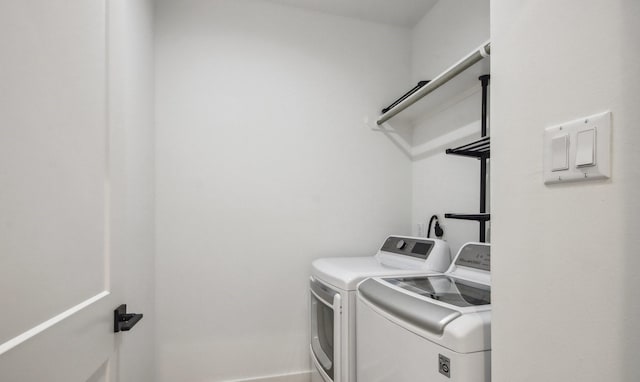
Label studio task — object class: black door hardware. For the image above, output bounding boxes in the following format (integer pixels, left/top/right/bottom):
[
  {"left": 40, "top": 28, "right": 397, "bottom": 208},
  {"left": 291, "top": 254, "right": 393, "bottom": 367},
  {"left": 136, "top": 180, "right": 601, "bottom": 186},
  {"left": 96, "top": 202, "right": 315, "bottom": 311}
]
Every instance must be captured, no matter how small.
[{"left": 114, "top": 304, "right": 143, "bottom": 333}]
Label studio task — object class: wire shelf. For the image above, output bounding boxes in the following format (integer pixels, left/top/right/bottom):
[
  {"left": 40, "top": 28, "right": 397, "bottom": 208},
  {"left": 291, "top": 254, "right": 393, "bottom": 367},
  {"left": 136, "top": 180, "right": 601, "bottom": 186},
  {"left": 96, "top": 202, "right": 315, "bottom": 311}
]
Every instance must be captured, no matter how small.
[
  {"left": 444, "top": 213, "right": 491, "bottom": 222},
  {"left": 445, "top": 136, "right": 490, "bottom": 159}
]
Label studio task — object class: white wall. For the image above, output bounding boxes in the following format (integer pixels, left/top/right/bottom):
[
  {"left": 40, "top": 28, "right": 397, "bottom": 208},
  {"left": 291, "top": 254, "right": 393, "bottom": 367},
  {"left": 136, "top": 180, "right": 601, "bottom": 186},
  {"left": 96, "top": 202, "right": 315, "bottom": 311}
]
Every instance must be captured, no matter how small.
[
  {"left": 154, "top": 1, "right": 412, "bottom": 381},
  {"left": 410, "top": 0, "right": 490, "bottom": 253},
  {"left": 491, "top": 0, "right": 640, "bottom": 380},
  {"left": 108, "top": 0, "right": 156, "bottom": 380}
]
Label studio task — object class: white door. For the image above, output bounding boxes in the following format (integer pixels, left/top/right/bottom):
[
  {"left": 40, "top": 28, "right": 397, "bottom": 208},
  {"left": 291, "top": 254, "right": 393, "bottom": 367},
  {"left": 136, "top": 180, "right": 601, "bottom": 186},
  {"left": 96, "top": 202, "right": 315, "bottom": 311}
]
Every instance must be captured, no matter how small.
[{"left": 0, "top": 1, "right": 131, "bottom": 380}]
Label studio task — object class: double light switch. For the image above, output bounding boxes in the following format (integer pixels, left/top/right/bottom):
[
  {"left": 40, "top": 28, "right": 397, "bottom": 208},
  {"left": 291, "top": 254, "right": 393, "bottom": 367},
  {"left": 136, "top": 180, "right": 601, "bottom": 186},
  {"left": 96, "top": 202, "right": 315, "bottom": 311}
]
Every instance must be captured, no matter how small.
[{"left": 544, "top": 111, "right": 610, "bottom": 184}]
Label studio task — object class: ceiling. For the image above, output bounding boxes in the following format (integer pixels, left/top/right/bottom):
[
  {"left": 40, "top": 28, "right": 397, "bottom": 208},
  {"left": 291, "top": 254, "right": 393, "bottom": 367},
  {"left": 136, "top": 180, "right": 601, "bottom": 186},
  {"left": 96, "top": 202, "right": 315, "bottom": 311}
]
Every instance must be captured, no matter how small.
[{"left": 264, "top": 0, "right": 439, "bottom": 28}]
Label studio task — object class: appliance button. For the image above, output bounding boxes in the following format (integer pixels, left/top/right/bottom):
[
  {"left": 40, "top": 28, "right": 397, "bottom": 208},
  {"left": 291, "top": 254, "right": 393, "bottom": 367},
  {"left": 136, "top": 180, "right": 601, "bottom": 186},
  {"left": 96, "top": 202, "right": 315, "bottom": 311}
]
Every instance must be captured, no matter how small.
[{"left": 396, "top": 240, "right": 406, "bottom": 250}]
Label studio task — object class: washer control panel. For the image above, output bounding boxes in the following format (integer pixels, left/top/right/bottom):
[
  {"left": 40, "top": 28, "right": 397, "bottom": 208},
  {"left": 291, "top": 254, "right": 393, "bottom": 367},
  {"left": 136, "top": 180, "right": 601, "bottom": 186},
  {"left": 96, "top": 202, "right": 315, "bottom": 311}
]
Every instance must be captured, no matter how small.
[
  {"left": 381, "top": 236, "right": 435, "bottom": 260},
  {"left": 455, "top": 243, "right": 490, "bottom": 271}
]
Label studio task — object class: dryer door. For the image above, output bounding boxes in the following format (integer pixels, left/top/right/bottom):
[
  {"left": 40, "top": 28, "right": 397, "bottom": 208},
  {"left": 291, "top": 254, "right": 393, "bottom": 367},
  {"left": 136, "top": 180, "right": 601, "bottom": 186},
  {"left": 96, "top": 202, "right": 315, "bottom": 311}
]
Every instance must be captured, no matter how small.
[{"left": 310, "top": 278, "right": 341, "bottom": 382}]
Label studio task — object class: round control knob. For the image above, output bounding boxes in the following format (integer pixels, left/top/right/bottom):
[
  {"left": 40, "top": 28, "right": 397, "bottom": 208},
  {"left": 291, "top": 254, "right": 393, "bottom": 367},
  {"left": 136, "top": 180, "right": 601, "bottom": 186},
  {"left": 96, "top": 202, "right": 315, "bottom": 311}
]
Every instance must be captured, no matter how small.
[{"left": 396, "top": 240, "right": 406, "bottom": 250}]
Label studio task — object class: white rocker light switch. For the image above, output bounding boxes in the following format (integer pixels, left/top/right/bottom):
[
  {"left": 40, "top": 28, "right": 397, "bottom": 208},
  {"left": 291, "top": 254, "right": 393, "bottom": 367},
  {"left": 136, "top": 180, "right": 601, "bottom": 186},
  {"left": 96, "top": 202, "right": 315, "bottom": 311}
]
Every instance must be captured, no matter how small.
[
  {"left": 551, "top": 135, "right": 569, "bottom": 171},
  {"left": 576, "top": 128, "right": 596, "bottom": 167}
]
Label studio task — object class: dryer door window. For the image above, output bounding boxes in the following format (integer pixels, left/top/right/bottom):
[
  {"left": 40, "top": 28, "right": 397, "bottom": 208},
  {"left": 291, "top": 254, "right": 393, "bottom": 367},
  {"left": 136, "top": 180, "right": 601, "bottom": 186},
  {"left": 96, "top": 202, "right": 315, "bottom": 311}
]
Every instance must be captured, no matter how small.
[{"left": 310, "top": 291, "right": 335, "bottom": 380}]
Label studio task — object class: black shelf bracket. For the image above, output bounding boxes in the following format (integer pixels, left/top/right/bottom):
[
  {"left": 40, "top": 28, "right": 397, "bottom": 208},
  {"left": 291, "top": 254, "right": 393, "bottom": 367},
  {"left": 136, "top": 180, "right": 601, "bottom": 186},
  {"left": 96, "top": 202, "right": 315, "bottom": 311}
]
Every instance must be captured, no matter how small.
[{"left": 114, "top": 304, "right": 143, "bottom": 333}]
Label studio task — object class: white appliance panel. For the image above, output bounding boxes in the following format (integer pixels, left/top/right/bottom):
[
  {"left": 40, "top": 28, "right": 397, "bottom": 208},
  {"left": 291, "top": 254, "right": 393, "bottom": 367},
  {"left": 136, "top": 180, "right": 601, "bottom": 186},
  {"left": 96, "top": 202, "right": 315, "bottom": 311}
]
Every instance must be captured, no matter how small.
[{"left": 357, "top": 297, "right": 490, "bottom": 381}]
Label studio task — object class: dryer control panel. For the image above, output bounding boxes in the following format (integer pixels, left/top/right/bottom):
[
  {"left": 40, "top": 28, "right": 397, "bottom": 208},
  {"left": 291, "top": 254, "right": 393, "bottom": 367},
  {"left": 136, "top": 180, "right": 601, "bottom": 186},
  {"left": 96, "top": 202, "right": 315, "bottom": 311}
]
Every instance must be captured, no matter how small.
[{"left": 380, "top": 236, "right": 435, "bottom": 260}]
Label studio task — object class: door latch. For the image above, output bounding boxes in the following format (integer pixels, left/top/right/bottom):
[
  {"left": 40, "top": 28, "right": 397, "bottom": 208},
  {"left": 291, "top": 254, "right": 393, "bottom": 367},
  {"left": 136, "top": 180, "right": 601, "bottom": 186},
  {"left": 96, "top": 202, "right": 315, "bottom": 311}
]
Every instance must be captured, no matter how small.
[{"left": 114, "top": 304, "right": 143, "bottom": 333}]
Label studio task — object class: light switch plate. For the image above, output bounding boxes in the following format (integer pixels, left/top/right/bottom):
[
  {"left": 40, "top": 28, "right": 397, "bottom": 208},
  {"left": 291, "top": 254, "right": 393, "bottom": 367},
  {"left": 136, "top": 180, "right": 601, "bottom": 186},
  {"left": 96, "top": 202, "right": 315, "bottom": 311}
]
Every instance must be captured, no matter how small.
[{"left": 543, "top": 111, "right": 611, "bottom": 184}]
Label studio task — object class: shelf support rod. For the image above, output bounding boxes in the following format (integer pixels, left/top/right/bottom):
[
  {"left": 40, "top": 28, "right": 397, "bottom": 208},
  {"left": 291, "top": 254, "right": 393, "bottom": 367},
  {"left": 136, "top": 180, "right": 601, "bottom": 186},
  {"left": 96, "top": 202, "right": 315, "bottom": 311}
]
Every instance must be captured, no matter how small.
[
  {"left": 377, "top": 41, "right": 491, "bottom": 126},
  {"left": 479, "top": 75, "right": 490, "bottom": 242}
]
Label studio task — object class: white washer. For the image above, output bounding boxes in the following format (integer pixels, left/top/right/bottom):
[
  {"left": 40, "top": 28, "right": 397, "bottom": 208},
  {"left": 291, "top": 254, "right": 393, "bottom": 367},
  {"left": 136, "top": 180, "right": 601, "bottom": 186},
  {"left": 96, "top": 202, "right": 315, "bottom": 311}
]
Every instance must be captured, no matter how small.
[
  {"left": 310, "top": 236, "right": 452, "bottom": 382},
  {"left": 356, "top": 242, "right": 491, "bottom": 382}
]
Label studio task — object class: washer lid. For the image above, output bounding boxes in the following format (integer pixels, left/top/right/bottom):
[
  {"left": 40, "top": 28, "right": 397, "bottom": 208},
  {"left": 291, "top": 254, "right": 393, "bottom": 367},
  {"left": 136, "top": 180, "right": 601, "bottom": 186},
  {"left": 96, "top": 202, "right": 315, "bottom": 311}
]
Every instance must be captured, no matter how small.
[
  {"left": 358, "top": 276, "right": 492, "bottom": 353},
  {"left": 385, "top": 275, "right": 491, "bottom": 307},
  {"left": 359, "top": 278, "right": 461, "bottom": 335}
]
